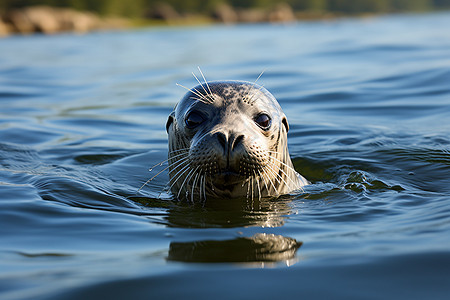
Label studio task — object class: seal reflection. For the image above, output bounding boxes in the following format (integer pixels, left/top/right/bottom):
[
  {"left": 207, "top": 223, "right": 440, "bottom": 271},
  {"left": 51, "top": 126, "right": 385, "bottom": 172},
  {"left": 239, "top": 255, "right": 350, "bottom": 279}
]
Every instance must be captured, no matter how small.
[
  {"left": 160, "top": 196, "right": 303, "bottom": 265},
  {"left": 168, "top": 233, "right": 302, "bottom": 265}
]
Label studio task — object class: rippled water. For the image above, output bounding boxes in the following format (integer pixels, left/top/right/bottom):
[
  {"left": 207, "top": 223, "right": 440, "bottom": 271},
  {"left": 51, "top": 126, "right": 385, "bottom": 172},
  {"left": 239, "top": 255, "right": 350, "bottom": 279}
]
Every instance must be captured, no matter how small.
[{"left": 1, "top": 12, "right": 450, "bottom": 299}]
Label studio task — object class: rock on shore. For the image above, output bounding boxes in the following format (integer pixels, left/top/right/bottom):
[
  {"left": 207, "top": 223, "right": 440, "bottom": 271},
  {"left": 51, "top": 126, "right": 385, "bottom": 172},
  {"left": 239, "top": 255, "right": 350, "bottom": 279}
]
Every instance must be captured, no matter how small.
[
  {"left": 0, "top": 6, "right": 126, "bottom": 36},
  {"left": 212, "top": 3, "right": 296, "bottom": 24}
]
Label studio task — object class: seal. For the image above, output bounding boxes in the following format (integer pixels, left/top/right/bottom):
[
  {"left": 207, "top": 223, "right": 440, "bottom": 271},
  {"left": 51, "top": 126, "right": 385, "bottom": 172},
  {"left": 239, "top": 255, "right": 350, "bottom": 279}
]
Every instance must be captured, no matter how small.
[{"left": 166, "top": 80, "right": 308, "bottom": 203}]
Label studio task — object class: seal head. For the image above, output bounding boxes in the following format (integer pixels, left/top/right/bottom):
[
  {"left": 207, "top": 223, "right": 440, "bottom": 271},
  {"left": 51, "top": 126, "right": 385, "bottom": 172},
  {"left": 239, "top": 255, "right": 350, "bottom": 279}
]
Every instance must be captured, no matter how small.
[{"left": 166, "top": 80, "right": 307, "bottom": 202}]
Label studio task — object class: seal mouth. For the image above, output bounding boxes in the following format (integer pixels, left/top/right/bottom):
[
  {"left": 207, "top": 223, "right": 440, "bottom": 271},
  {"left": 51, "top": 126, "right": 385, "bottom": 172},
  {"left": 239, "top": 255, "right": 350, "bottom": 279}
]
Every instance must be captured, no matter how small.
[
  {"left": 212, "top": 171, "right": 244, "bottom": 190},
  {"left": 215, "top": 171, "right": 242, "bottom": 181}
]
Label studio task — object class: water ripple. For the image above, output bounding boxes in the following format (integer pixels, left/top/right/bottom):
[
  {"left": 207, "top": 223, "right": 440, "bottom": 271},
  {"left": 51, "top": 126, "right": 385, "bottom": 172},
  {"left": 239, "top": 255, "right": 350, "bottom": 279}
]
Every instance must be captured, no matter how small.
[{"left": 1, "top": 12, "right": 450, "bottom": 300}]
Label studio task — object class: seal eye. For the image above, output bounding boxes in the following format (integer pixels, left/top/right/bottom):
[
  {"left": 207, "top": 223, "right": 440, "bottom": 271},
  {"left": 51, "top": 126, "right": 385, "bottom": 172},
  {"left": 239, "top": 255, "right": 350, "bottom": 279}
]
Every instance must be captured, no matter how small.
[
  {"left": 185, "top": 111, "right": 204, "bottom": 129},
  {"left": 254, "top": 113, "right": 271, "bottom": 130}
]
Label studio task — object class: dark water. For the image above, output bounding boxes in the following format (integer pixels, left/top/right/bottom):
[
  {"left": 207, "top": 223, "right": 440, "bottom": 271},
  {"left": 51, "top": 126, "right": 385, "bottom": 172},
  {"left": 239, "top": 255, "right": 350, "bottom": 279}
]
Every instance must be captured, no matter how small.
[{"left": 1, "top": 12, "right": 450, "bottom": 299}]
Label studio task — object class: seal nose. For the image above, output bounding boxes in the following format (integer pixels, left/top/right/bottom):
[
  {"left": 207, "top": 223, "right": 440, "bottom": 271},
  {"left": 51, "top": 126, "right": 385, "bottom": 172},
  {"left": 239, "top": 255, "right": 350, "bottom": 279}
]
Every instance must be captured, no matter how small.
[
  {"left": 214, "top": 132, "right": 244, "bottom": 153},
  {"left": 213, "top": 131, "right": 245, "bottom": 170}
]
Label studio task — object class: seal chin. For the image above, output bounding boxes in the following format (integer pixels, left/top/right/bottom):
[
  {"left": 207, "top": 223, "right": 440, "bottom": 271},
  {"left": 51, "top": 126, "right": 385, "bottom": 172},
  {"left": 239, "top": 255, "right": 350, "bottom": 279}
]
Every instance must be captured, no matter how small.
[
  {"left": 213, "top": 171, "right": 244, "bottom": 186},
  {"left": 209, "top": 171, "right": 245, "bottom": 192}
]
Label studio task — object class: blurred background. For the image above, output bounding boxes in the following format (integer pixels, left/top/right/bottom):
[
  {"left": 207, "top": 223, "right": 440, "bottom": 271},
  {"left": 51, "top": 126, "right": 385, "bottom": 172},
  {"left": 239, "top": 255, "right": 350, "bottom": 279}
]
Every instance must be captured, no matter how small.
[{"left": 1, "top": 0, "right": 450, "bottom": 35}]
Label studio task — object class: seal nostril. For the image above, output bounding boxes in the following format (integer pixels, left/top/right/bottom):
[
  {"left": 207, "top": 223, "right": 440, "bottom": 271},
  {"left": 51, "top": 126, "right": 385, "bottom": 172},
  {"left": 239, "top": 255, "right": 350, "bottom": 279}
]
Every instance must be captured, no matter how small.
[
  {"left": 231, "top": 135, "right": 244, "bottom": 151},
  {"left": 215, "top": 132, "right": 227, "bottom": 149}
]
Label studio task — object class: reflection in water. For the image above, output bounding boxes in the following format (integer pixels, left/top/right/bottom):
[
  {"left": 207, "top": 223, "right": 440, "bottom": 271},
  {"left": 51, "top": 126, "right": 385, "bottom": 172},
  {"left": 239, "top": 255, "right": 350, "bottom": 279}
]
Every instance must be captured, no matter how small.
[
  {"left": 161, "top": 196, "right": 295, "bottom": 228},
  {"left": 135, "top": 196, "right": 302, "bottom": 264},
  {"left": 168, "top": 233, "right": 302, "bottom": 264}
]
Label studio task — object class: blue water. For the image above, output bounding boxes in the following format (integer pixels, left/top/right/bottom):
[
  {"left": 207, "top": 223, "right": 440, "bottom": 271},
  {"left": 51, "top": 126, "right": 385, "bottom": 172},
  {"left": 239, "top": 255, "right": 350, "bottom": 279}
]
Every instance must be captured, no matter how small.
[{"left": 1, "top": 12, "right": 450, "bottom": 299}]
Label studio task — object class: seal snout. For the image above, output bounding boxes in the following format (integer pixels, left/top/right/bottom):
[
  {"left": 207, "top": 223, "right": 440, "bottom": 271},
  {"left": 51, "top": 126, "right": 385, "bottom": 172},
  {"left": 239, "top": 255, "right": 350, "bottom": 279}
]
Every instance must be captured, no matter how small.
[
  {"left": 215, "top": 131, "right": 244, "bottom": 153},
  {"left": 213, "top": 131, "right": 245, "bottom": 172}
]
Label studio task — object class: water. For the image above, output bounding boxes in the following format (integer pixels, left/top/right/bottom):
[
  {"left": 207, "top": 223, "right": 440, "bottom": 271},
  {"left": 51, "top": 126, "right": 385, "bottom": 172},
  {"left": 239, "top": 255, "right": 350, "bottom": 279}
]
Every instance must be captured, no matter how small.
[{"left": 1, "top": 12, "right": 450, "bottom": 299}]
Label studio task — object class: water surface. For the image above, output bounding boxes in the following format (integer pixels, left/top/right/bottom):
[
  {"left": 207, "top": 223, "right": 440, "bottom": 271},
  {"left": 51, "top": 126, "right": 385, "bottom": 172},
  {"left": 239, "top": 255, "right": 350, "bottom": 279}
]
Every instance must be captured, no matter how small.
[{"left": 1, "top": 12, "right": 450, "bottom": 299}]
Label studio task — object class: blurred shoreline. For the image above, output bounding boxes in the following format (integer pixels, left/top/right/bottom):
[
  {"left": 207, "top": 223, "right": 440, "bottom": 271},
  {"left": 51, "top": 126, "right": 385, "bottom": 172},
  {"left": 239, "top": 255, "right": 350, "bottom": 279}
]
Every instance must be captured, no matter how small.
[
  {"left": 0, "top": 6, "right": 129, "bottom": 36},
  {"left": 0, "top": 3, "right": 448, "bottom": 37}
]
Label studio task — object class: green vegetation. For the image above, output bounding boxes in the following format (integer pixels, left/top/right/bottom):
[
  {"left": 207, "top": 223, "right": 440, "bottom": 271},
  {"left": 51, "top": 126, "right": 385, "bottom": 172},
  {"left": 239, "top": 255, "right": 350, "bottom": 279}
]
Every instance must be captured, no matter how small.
[{"left": 1, "top": 0, "right": 450, "bottom": 17}]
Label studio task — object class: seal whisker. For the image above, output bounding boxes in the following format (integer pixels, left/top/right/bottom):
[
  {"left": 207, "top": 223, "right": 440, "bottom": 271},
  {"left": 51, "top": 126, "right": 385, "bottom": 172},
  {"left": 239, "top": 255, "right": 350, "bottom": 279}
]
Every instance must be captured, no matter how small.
[
  {"left": 168, "top": 167, "right": 190, "bottom": 193},
  {"left": 189, "top": 96, "right": 212, "bottom": 104},
  {"left": 245, "top": 71, "right": 267, "bottom": 105},
  {"left": 246, "top": 177, "right": 251, "bottom": 199},
  {"left": 265, "top": 164, "right": 282, "bottom": 186},
  {"left": 189, "top": 96, "right": 210, "bottom": 104},
  {"left": 197, "top": 66, "right": 214, "bottom": 100},
  {"left": 254, "top": 170, "right": 262, "bottom": 202},
  {"left": 139, "top": 155, "right": 188, "bottom": 192},
  {"left": 267, "top": 161, "right": 298, "bottom": 191},
  {"left": 203, "top": 174, "right": 207, "bottom": 200},
  {"left": 257, "top": 169, "right": 270, "bottom": 195},
  {"left": 168, "top": 147, "right": 190, "bottom": 154},
  {"left": 168, "top": 157, "right": 190, "bottom": 174},
  {"left": 247, "top": 84, "right": 267, "bottom": 105},
  {"left": 147, "top": 161, "right": 165, "bottom": 172},
  {"left": 176, "top": 83, "right": 210, "bottom": 104},
  {"left": 178, "top": 168, "right": 195, "bottom": 200},
  {"left": 162, "top": 152, "right": 189, "bottom": 166},
  {"left": 262, "top": 168, "right": 279, "bottom": 196},
  {"left": 243, "top": 69, "right": 265, "bottom": 104},
  {"left": 177, "top": 166, "right": 198, "bottom": 200},
  {"left": 167, "top": 151, "right": 189, "bottom": 158},
  {"left": 137, "top": 164, "right": 171, "bottom": 193},
  {"left": 192, "top": 86, "right": 213, "bottom": 103},
  {"left": 148, "top": 151, "right": 188, "bottom": 172},
  {"left": 248, "top": 70, "right": 267, "bottom": 105},
  {"left": 191, "top": 72, "right": 213, "bottom": 104},
  {"left": 265, "top": 163, "right": 292, "bottom": 192},
  {"left": 254, "top": 69, "right": 266, "bottom": 83},
  {"left": 266, "top": 158, "right": 300, "bottom": 189},
  {"left": 266, "top": 152, "right": 301, "bottom": 175},
  {"left": 264, "top": 165, "right": 288, "bottom": 196},
  {"left": 201, "top": 174, "right": 208, "bottom": 206},
  {"left": 169, "top": 163, "right": 191, "bottom": 189},
  {"left": 199, "top": 172, "right": 203, "bottom": 202},
  {"left": 247, "top": 175, "right": 254, "bottom": 210},
  {"left": 251, "top": 175, "right": 254, "bottom": 203},
  {"left": 266, "top": 154, "right": 305, "bottom": 191},
  {"left": 191, "top": 172, "right": 200, "bottom": 203},
  {"left": 139, "top": 151, "right": 190, "bottom": 193},
  {"left": 167, "top": 151, "right": 190, "bottom": 161},
  {"left": 272, "top": 162, "right": 304, "bottom": 193}
]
